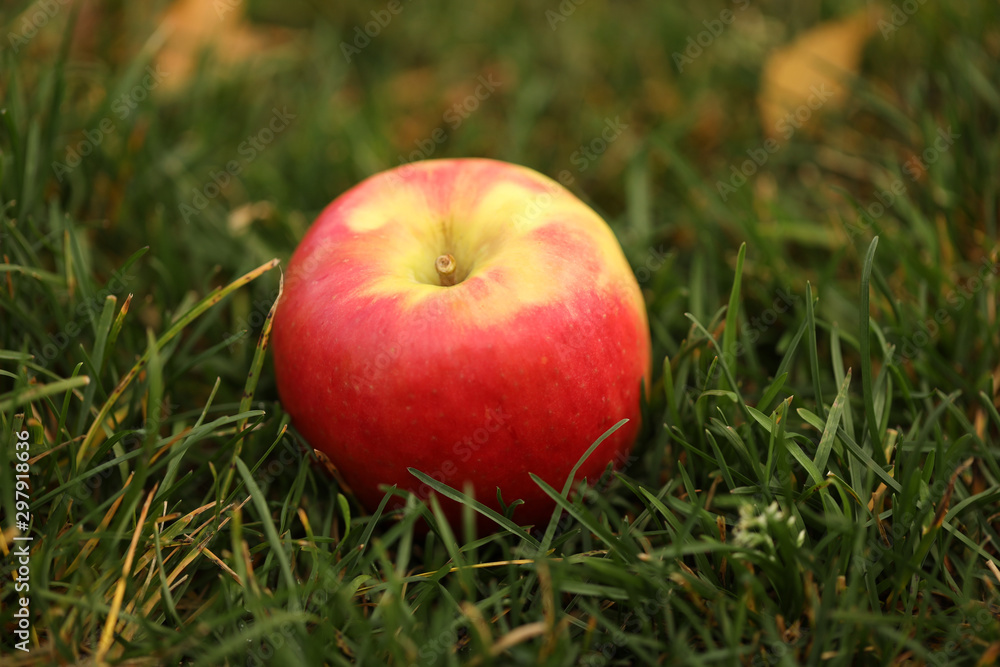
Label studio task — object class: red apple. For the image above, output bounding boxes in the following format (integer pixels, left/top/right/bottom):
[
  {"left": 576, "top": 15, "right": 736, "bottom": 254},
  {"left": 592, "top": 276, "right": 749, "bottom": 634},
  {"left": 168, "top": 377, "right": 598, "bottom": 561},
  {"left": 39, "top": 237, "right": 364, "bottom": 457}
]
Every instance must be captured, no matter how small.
[{"left": 271, "top": 158, "right": 651, "bottom": 528}]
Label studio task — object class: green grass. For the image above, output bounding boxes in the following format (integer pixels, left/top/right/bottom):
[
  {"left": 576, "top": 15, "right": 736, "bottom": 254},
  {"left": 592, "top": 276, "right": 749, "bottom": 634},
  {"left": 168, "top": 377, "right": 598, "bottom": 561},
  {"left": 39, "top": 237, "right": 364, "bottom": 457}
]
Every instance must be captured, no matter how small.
[{"left": 2, "top": 0, "right": 1000, "bottom": 664}]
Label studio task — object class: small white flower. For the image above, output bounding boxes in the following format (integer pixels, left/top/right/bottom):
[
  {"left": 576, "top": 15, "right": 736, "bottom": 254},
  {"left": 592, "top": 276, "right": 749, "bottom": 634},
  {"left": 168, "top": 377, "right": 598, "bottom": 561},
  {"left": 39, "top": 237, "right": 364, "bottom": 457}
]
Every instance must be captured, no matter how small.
[{"left": 731, "top": 501, "right": 804, "bottom": 559}]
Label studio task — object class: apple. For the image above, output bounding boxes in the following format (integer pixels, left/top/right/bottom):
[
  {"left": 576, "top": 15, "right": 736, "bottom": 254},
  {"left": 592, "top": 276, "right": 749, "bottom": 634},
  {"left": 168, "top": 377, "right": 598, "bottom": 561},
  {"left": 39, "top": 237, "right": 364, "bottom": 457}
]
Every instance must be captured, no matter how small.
[{"left": 271, "top": 158, "right": 651, "bottom": 528}]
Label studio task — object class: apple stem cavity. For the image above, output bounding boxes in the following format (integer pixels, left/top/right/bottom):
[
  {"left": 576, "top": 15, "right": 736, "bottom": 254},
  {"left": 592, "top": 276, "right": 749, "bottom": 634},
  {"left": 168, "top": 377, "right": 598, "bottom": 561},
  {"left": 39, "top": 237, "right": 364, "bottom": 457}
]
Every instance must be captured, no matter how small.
[{"left": 435, "top": 253, "right": 458, "bottom": 287}]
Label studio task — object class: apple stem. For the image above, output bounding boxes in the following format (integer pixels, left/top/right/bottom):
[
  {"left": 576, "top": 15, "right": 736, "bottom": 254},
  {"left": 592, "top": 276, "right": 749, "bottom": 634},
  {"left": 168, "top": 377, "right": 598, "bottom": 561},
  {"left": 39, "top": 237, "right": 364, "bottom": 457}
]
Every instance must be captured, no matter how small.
[{"left": 435, "top": 253, "right": 457, "bottom": 286}]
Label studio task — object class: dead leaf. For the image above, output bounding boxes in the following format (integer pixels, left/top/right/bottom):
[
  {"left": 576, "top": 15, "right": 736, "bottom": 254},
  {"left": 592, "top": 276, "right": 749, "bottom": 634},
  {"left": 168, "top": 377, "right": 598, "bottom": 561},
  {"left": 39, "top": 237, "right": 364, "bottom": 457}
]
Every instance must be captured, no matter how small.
[
  {"left": 758, "top": 8, "right": 881, "bottom": 139},
  {"left": 155, "top": 0, "right": 295, "bottom": 93},
  {"left": 978, "top": 642, "right": 1000, "bottom": 667},
  {"left": 227, "top": 201, "right": 274, "bottom": 235}
]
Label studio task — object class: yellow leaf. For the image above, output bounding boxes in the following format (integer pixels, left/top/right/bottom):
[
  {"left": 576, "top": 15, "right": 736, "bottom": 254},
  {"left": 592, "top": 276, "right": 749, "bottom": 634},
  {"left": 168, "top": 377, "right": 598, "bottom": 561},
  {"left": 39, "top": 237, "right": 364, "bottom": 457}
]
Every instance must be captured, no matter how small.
[
  {"left": 758, "top": 9, "right": 881, "bottom": 139},
  {"left": 155, "top": 0, "right": 294, "bottom": 92}
]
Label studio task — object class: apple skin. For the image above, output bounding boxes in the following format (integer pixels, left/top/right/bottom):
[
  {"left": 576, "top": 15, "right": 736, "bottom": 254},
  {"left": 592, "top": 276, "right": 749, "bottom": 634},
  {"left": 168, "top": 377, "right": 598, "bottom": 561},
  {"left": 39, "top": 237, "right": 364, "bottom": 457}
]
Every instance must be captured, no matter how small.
[{"left": 271, "top": 158, "right": 651, "bottom": 528}]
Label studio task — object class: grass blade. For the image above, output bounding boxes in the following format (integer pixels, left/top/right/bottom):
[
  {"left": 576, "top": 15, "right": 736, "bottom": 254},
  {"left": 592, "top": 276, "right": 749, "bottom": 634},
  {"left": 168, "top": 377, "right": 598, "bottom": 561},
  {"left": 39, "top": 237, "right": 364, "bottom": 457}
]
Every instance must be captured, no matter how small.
[
  {"left": 859, "top": 237, "right": 886, "bottom": 465},
  {"left": 408, "top": 468, "right": 541, "bottom": 550},
  {"left": 234, "top": 456, "right": 300, "bottom": 612},
  {"left": 76, "top": 258, "right": 280, "bottom": 465},
  {"left": 722, "top": 242, "right": 746, "bottom": 390},
  {"left": 805, "top": 281, "right": 825, "bottom": 417},
  {"left": 0, "top": 375, "right": 89, "bottom": 412},
  {"left": 220, "top": 274, "right": 282, "bottom": 504},
  {"left": 814, "top": 369, "right": 852, "bottom": 476}
]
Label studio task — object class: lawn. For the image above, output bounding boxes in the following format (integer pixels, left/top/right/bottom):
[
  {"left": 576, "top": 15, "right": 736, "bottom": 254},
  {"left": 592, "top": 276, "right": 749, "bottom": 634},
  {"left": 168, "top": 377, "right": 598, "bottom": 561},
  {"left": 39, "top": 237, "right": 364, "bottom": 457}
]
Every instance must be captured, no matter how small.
[{"left": 2, "top": 0, "right": 999, "bottom": 665}]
